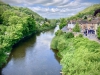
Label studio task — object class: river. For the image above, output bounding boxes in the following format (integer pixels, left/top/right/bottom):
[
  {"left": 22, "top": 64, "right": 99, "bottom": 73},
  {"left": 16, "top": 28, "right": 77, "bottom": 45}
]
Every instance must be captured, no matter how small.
[{"left": 1, "top": 25, "right": 61, "bottom": 75}]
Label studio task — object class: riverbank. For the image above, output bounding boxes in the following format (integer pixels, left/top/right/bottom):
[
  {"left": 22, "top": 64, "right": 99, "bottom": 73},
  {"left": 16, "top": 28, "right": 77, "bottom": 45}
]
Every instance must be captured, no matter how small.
[
  {"left": 1, "top": 25, "right": 61, "bottom": 75},
  {"left": 50, "top": 30, "right": 100, "bottom": 75},
  {"left": 0, "top": 1, "right": 58, "bottom": 68},
  {"left": 0, "top": 22, "right": 56, "bottom": 68}
]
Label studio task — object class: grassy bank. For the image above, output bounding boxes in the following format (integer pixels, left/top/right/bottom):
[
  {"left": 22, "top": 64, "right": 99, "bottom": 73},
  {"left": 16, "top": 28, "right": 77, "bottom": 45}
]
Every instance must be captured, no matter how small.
[{"left": 50, "top": 30, "right": 100, "bottom": 75}]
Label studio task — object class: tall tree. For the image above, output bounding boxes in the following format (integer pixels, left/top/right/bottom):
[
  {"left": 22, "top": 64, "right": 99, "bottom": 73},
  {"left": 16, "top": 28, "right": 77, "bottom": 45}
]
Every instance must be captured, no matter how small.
[
  {"left": 73, "top": 22, "right": 80, "bottom": 32},
  {"left": 59, "top": 18, "right": 67, "bottom": 29}
]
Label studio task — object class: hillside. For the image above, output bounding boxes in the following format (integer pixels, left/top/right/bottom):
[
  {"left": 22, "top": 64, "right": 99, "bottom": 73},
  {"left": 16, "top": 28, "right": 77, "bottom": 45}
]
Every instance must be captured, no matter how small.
[
  {"left": 0, "top": 1, "right": 44, "bottom": 22},
  {"left": 0, "top": 1, "right": 56, "bottom": 67},
  {"left": 0, "top": 1, "right": 38, "bottom": 67},
  {"left": 79, "top": 4, "right": 100, "bottom": 16},
  {"left": 66, "top": 4, "right": 100, "bottom": 20},
  {"left": 11, "top": 7, "right": 44, "bottom": 21}
]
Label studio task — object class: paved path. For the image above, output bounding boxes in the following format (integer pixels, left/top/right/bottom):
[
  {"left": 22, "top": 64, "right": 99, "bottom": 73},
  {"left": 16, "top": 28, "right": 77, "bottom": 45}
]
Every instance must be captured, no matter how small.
[{"left": 84, "top": 34, "right": 100, "bottom": 43}]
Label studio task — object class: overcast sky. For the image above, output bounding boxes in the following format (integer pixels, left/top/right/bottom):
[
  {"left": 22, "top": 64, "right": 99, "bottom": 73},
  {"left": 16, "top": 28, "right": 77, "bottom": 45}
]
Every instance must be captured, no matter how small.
[{"left": 1, "top": 0, "right": 100, "bottom": 19}]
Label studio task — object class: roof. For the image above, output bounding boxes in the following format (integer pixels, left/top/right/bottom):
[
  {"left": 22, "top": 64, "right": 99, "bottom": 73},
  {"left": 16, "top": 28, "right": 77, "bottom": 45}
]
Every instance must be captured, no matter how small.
[
  {"left": 78, "top": 20, "right": 100, "bottom": 24},
  {"left": 68, "top": 24, "right": 75, "bottom": 28},
  {"left": 78, "top": 20, "right": 88, "bottom": 24},
  {"left": 68, "top": 17, "right": 100, "bottom": 25}
]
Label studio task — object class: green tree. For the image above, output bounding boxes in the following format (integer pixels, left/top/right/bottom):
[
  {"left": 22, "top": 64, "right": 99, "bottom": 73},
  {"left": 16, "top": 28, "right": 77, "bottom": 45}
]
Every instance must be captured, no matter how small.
[
  {"left": 50, "top": 19, "right": 56, "bottom": 26},
  {"left": 8, "top": 16, "right": 22, "bottom": 25},
  {"left": 97, "top": 26, "right": 100, "bottom": 39},
  {"left": 0, "top": 1, "right": 57, "bottom": 67},
  {"left": 51, "top": 33, "right": 100, "bottom": 75},
  {"left": 73, "top": 22, "right": 80, "bottom": 32},
  {"left": 59, "top": 18, "right": 67, "bottom": 29},
  {"left": 2, "top": 10, "right": 15, "bottom": 25},
  {"left": 64, "top": 32, "right": 74, "bottom": 39},
  {"left": 83, "top": 15, "right": 87, "bottom": 19},
  {"left": 26, "top": 16, "right": 37, "bottom": 34},
  {"left": 0, "top": 7, "right": 4, "bottom": 24},
  {"left": 44, "top": 18, "right": 48, "bottom": 22}
]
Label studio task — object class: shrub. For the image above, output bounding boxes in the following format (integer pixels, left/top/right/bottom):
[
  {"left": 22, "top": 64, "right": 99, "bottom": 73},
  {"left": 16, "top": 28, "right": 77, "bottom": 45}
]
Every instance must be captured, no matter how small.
[
  {"left": 78, "top": 34, "right": 83, "bottom": 37},
  {"left": 55, "top": 30, "right": 63, "bottom": 36},
  {"left": 51, "top": 32, "right": 100, "bottom": 75},
  {"left": 64, "top": 32, "right": 74, "bottom": 39},
  {"left": 73, "top": 22, "right": 80, "bottom": 32},
  {"left": 61, "top": 38, "right": 100, "bottom": 75},
  {"left": 57, "top": 38, "right": 67, "bottom": 51},
  {"left": 50, "top": 36, "right": 59, "bottom": 49},
  {"left": 59, "top": 18, "right": 67, "bottom": 29}
]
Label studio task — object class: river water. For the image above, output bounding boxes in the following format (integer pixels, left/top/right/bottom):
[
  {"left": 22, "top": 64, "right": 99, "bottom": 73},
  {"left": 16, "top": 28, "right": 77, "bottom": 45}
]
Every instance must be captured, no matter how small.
[{"left": 1, "top": 25, "right": 61, "bottom": 75}]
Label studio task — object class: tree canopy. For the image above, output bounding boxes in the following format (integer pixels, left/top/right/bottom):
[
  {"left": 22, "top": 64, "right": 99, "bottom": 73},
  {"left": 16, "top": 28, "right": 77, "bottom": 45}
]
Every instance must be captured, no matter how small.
[{"left": 0, "top": 1, "right": 57, "bottom": 67}]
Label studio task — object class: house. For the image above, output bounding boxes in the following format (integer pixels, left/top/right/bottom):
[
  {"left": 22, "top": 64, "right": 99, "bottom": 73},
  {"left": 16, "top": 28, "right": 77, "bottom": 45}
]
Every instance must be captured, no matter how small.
[
  {"left": 78, "top": 19, "right": 100, "bottom": 34},
  {"left": 67, "top": 21, "right": 75, "bottom": 31},
  {"left": 67, "top": 17, "right": 100, "bottom": 35}
]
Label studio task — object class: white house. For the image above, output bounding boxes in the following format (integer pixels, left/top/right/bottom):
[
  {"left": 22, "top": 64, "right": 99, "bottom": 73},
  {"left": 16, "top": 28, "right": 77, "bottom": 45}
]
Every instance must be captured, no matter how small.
[
  {"left": 67, "top": 21, "right": 75, "bottom": 31},
  {"left": 67, "top": 24, "right": 75, "bottom": 29}
]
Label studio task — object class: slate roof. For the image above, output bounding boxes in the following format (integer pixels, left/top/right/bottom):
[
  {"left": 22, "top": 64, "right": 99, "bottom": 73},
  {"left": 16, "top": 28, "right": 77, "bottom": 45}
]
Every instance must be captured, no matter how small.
[{"left": 68, "top": 17, "right": 100, "bottom": 25}]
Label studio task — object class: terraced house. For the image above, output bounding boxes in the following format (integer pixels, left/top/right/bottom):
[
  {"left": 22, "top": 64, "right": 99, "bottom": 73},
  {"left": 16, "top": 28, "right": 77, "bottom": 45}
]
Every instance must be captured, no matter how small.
[
  {"left": 79, "top": 18, "right": 100, "bottom": 34},
  {"left": 67, "top": 17, "right": 100, "bottom": 35}
]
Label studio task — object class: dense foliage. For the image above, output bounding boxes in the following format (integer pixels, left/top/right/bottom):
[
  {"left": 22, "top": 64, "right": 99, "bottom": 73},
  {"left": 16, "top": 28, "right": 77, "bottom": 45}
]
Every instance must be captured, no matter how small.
[
  {"left": 0, "top": 1, "right": 57, "bottom": 67},
  {"left": 38, "top": 18, "right": 57, "bottom": 31},
  {"left": 97, "top": 26, "right": 100, "bottom": 39},
  {"left": 0, "top": 6, "right": 37, "bottom": 67},
  {"left": 59, "top": 18, "right": 67, "bottom": 29},
  {"left": 55, "top": 30, "right": 64, "bottom": 36},
  {"left": 51, "top": 31, "right": 100, "bottom": 75},
  {"left": 73, "top": 22, "right": 80, "bottom": 32}
]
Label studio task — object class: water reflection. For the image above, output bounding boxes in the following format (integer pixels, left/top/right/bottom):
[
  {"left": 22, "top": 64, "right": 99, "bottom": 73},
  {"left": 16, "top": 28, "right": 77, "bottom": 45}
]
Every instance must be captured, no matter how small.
[
  {"left": 1, "top": 25, "right": 61, "bottom": 75},
  {"left": 51, "top": 49, "right": 61, "bottom": 63},
  {"left": 9, "top": 35, "right": 36, "bottom": 60}
]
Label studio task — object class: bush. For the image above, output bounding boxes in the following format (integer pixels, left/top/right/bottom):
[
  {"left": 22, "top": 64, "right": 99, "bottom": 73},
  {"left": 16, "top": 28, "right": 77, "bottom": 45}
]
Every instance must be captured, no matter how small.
[
  {"left": 73, "top": 22, "right": 80, "bottom": 32},
  {"left": 78, "top": 34, "right": 83, "bottom": 37},
  {"left": 57, "top": 38, "right": 67, "bottom": 51},
  {"left": 50, "top": 36, "right": 59, "bottom": 49},
  {"left": 61, "top": 38, "right": 100, "bottom": 75},
  {"left": 64, "top": 32, "right": 74, "bottom": 39},
  {"left": 50, "top": 32, "right": 100, "bottom": 75},
  {"left": 55, "top": 30, "right": 63, "bottom": 36},
  {"left": 59, "top": 18, "right": 67, "bottom": 29}
]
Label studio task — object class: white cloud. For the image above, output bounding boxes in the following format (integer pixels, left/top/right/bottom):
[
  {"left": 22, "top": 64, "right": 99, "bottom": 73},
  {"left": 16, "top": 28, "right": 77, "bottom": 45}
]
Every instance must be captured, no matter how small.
[
  {"left": 29, "top": 6, "right": 83, "bottom": 13},
  {"left": 57, "top": 0, "right": 92, "bottom": 8},
  {"left": 2, "top": 0, "right": 72, "bottom": 7},
  {"left": 28, "top": 5, "right": 85, "bottom": 19},
  {"left": 43, "top": 0, "right": 70, "bottom": 6}
]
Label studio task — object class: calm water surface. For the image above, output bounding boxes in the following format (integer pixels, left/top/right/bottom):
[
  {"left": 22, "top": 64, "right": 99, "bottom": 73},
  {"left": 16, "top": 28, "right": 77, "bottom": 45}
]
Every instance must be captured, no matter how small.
[{"left": 1, "top": 25, "right": 61, "bottom": 75}]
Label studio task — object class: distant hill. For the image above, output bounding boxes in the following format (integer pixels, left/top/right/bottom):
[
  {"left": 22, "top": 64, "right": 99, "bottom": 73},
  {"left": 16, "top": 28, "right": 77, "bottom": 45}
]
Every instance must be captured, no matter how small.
[
  {"left": 66, "top": 4, "right": 100, "bottom": 20},
  {"left": 0, "top": 1, "right": 44, "bottom": 21},
  {"left": 79, "top": 4, "right": 100, "bottom": 15}
]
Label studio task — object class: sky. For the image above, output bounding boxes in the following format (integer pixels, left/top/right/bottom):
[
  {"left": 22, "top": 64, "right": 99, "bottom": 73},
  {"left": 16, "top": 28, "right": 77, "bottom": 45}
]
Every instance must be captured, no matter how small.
[{"left": 1, "top": 0, "right": 100, "bottom": 19}]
